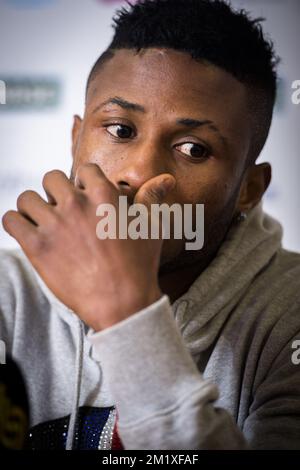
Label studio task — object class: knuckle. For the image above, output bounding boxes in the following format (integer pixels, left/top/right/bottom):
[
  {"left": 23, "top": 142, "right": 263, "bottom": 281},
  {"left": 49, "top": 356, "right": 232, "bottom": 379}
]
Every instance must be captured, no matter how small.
[
  {"left": 77, "top": 163, "right": 97, "bottom": 181},
  {"left": 148, "top": 186, "right": 165, "bottom": 201},
  {"left": 45, "top": 209, "right": 60, "bottom": 229},
  {"left": 29, "top": 233, "right": 48, "bottom": 254},
  {"left": 78, "top": 162, "right": 104, "bottom": 180},
  {"left": 148, "top": 187, "right": 159, "bottom": 198},
  {"left": 90, "top": 183, "right": 107, "bottom": 201},
  {"left": 138, "top": 187, "right": 151, "bottom": 201},
  {"left": 63, "top": 190, "right": 83, "bottom": 210}
]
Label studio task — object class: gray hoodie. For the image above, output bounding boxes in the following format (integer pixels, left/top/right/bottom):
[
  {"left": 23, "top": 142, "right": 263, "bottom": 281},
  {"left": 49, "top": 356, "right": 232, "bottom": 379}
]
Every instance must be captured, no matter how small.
[{"left": 0, "top": 201, "right": 300, "bottom": 450}]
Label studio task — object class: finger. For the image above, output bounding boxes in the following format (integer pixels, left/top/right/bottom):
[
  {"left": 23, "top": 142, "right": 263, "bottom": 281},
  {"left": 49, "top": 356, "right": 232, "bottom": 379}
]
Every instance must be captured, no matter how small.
[
  {"left": 16, "top": 190, "right": 52, "bottom": 226},
  {"left": 75, "top": 163, "right": 106, "bottom": 188},
  {"left": 2, "top": 210, "right": 38, "bottom": 248},
  {"left": 134, "top": 173, "right": 176, "bottom": 209},
  {"left": 42, "top": 170, "right": 74, "bottom": 205},
  {"left": 75, "top": 163, "right": 117, "bottom": 200}
]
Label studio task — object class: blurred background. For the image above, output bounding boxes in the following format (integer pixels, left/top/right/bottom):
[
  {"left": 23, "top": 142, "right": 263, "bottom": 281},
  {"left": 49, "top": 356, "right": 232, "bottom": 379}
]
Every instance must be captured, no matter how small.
[{"left": 0, "top": 0, "right": 299, "bottom": 250}]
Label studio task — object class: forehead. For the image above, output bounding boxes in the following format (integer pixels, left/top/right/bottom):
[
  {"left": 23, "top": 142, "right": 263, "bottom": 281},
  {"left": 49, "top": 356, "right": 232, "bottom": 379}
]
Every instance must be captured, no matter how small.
[{"left": 86, "top": 48, "right": 250, "bottom": 153}]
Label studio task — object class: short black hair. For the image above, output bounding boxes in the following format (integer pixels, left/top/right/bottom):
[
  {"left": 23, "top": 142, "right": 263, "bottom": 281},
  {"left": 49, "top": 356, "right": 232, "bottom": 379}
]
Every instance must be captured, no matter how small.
[{"left": 86, "top": 0, "right": 280, "bottom": 164}]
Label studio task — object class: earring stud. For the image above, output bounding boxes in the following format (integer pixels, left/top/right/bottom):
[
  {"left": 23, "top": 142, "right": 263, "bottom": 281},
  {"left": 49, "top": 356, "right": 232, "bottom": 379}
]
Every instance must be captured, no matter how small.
[{"left": 236, "top": 211, "right": 247, "bottom": 222}]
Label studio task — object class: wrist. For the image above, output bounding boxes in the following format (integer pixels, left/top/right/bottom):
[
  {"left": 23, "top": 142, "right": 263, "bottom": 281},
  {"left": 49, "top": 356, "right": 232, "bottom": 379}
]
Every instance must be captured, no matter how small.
[{"left": 89, "top": 284, "right": 163, "bottom": 332}]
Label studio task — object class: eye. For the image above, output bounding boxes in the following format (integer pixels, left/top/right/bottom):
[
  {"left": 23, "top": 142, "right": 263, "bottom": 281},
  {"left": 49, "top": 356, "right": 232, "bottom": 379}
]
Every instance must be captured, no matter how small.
[
  {"left": 176, "top": 142, "right": 209, "bottom": 160},
  {"left": 104, "top": 123, "right": 134, "bottom": 139}
]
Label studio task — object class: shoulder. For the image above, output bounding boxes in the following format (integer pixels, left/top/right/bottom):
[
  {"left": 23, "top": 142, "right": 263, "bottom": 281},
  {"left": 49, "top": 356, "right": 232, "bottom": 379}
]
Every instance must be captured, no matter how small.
[
  {"left": 250, "top": 246, "right": 300, "bottom": 304},
  {"left": 245, "top": 247, "right": 300, "bottom": 366}
]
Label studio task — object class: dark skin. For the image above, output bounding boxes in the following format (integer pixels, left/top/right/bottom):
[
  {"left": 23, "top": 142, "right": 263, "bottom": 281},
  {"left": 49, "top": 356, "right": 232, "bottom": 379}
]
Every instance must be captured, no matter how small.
[{"left": 2, "top": 48, "right": 271, "bottom": 329}]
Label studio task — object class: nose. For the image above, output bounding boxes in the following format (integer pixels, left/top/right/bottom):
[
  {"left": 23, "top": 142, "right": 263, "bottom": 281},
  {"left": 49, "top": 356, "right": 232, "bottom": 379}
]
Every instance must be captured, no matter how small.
[{"left": 113, "top": 143, "right": 172, "bottom": 202}]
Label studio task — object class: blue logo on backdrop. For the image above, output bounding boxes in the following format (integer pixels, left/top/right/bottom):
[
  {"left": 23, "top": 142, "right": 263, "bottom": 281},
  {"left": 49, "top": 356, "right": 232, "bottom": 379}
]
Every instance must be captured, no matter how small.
[{"left": 6, "top": 0, "right": 56, "bottom": 8}]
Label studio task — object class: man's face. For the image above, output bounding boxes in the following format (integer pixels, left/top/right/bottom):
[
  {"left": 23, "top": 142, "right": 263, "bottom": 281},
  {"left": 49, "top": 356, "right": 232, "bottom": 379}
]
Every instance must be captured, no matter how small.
[{"left": 71, "top": 48, "right": 251, "bottom": 272}]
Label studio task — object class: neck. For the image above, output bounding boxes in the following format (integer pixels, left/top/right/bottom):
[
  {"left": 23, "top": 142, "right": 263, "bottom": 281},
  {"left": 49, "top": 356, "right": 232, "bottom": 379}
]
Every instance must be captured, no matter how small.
[{"left": 158, "top": 253, "right": 214, "bottom": 304}]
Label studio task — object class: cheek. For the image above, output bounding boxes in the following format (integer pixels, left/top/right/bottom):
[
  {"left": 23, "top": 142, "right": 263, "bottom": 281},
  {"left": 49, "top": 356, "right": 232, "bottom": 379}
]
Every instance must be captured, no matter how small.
[
  {"left": 73, "top": 130, "right": 121, "bottom": 180},
  {"left": 175, "top": 168, "right": 233, "bottom": 209}
]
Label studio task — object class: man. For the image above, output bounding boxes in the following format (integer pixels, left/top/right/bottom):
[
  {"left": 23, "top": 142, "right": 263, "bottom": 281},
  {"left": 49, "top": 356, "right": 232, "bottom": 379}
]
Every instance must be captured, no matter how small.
[{"left": 0, "top": 0, "right": 300, "bottom": 450}]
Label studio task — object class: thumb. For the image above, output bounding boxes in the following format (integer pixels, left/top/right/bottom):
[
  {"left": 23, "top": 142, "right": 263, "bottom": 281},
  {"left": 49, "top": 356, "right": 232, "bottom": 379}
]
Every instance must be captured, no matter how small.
[{"left": 134, "top": 174, "right": 176, "bottom": 208}]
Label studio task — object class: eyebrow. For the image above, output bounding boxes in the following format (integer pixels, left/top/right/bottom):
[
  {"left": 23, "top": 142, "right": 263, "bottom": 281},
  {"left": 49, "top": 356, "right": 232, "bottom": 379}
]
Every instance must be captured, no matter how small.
[
  {"left": 92, "top": 96, "right": 228, "bottom": 149},
  {"left": 175, "top": 118, "right": 228, "bottom": 148},
  {"left": 92, "top": 96, "right": 146, "bottom": 114}
]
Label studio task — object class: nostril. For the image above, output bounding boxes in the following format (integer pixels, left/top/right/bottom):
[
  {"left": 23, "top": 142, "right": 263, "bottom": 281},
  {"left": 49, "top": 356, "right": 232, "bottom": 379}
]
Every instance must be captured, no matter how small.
[
  {"left": 117, "top": 181, "right": 135, "bottom": 204},
  {"left": 117, "top": 181, "right": 131, "bottom": 195},
  {"left": 118, "top": 181, "right": 130, "bottom": 187}
]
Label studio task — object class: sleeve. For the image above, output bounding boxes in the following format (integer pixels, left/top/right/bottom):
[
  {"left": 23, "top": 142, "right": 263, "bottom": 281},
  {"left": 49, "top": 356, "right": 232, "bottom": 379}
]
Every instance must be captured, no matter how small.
[{"left": 87, "top": 295, "right": 248, "bottom": 450}]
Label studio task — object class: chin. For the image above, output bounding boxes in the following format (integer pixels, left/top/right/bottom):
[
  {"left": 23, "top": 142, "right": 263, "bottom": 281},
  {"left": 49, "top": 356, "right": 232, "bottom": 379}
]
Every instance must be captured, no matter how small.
[{"left": 159, "top": 241, "right": 183, "bottom": 267}]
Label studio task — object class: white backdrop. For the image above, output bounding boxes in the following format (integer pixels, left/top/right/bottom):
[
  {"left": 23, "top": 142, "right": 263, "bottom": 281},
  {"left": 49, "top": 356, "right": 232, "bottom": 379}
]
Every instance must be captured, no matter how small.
[{"left": 0, "top": 0, "right": 299, "bottom": 250}]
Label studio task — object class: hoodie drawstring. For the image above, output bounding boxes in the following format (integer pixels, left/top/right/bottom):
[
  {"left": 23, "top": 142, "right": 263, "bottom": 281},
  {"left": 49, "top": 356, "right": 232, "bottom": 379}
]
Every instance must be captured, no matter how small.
[{"left": 66, "top": 317, "right": 84, "bottom": 450}]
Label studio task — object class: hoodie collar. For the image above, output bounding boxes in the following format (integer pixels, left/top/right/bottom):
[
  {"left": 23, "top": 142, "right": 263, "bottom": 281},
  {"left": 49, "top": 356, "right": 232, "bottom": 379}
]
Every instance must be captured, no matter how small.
[{"left": 172, "top": 201, "right": 283, "bottom": 357}]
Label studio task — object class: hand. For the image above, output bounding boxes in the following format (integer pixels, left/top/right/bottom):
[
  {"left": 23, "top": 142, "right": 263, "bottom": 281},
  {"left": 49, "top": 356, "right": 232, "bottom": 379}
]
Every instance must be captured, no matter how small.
[{"left": 2, "top": 163, "right": 176, "bottom": 331}]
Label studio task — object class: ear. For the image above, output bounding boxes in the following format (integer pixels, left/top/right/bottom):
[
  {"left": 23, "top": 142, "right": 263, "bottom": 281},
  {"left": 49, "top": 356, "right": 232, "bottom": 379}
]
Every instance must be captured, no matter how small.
[
  {"left": 71, "top": 114, "right": 83, "bottom": 161},
  {"left": 237, "top": 162, "right": 272, "bottom": 212}
]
